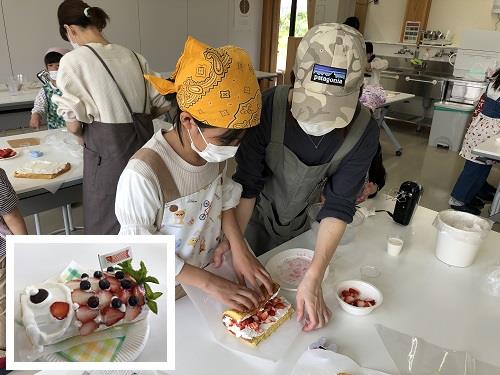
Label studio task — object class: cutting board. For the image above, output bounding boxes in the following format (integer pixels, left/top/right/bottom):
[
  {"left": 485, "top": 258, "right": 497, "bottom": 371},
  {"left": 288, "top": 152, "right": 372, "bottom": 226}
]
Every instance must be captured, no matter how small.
[{"left": 7, "top": 137, "right": 40, "bottom": 148}]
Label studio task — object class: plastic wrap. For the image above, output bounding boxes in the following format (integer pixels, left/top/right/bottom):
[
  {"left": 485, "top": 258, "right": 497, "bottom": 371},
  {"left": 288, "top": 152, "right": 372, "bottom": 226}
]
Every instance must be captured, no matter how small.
[
  {"left": 481, "top": 264, "right": 500, "bottom": 297},
  {"left": 43, "top": 129, "right": 83, "bottom": 159},
  {"left": 433, "top": 210, "right": 492, "bottom": 242},
  {"left": 376, "top": 325, "right": 500, "bottom": 374}
]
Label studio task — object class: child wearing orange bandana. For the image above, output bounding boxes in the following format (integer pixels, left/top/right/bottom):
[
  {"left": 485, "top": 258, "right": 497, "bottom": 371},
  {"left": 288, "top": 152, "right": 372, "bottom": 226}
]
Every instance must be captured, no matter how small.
[{"left": 115, "top": 37, "right": 273, "bottom": 310}]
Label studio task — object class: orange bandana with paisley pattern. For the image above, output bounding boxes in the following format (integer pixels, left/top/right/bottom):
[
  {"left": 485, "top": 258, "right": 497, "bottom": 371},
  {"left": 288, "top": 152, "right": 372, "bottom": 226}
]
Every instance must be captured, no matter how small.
[{"left": 145, "top": 36, "right": 261, "bottom": 129}]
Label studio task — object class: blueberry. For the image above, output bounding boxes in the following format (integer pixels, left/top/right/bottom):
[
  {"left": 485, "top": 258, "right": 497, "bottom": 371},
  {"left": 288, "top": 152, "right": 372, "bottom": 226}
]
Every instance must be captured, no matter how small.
[
  {"left": 98, "top": 279, "right": 110, "bottom": 290},
  {"left": 128, "top": 296, "right": 138, "bottom": 307},
  {"left": 88, "top": 296, "right": 100, "bottom": 309},
  {"left": 107, "top": 266, "right": 115, "bottom": 272},
  {"left": 93, "top": 271, "right": 103, "bottom": 279},
  {"left": 120, "top": 279, "right": 132, "bottom": 289},
  {"left": 80, "top": 280, "right": 91, "bottom": 290},
  {"left": 111, "top": 298, "right": 122, "bottom": 308},
  {"left": 115, "top": 271, "right": 125, "bottom": 280},
  {"left": 81, "top": 273, "right": 89, "bottom": 279}
]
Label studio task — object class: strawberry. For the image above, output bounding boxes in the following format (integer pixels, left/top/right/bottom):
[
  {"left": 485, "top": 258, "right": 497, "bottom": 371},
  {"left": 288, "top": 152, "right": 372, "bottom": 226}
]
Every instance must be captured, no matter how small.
[
  {"left": 97, "top": 290, "right": 112, "bottom": 309},
  {"left": 259, "top": 311, "right": 269, "bottom": 320},
  {"left": 345, "top": 295, "right": 356, "bottom": 304},
  {"left": 76, "top": 306, "right": 99, "bottom": 323},
  {"left": 131, "top": 285, "right": 145, "bottom": 306},
  {"left": 50, "top": 302, "right": 70, "bottom": 320},
  {"left": 274, "top": 302, "right": 286, "bottom": 310},
  {"left": 71, "top": 290, "right": 94, "bottom": 306},
  {"left": 367, "top": 300, "right": 376, "bottom": 306},
  {"left": 65, "top": 280, "right": 81, "bottom": 290},
  {"left": 268, "top": 308, "right": 276, "bottom": 316},
  {"left": 101, "top": 307, "right": 125, "bottom": 326},
  {"left": 341, "top": 290, "right": 350, "bottom": 298},
  {"left": 124, "top": 306, "right": 142, "bottom": 322},
  {"left": 248, "top": 322, "right": 259, "bottom": 330},
  {"left": 79, "top": 320, "right": 99, "bottom": 336},
  {"left": 356, "top": 300, "right": 367, "bottom": 308},
  {"left": 106, "top": 277, "right": 121, "bottom": 293},
  {"left": 117, "top": 289, "right": 131, "bottom": 304},
  {"left": 349, "top": 288, "right": 360, "bottom": 296}
]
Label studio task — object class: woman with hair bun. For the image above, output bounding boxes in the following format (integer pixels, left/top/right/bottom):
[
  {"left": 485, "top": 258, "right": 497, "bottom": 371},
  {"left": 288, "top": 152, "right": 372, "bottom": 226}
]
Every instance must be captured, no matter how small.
[{"left": 53, "top": 0, "right": 171, "bottom": 235}]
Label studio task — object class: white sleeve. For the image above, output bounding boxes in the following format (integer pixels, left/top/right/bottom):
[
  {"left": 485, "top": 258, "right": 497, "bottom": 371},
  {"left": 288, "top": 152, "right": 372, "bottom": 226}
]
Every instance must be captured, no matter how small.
[
  {"left": 222, "top": 167, "right": 242, "bottom": 211},
  {"left": 32, "top": 89, "right": 47, "bottom": 115},
  {"left": 115, "top": 167, "right": 186, "bottom": 276},
  {"left": 116, "top": 168, "right": 161, "bottom": 235},
  {"left": 52, "top": 55, "right": 96, "bottom": 123},
  {"left": 371, "top": 57, "right": 389, "bottom": 72}
]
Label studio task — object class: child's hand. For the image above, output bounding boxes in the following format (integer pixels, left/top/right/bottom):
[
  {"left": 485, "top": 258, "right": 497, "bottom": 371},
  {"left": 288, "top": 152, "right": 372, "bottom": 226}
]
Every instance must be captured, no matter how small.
[
  {"left": 206, "top": 273, "right": 261, "bottom": 311},
  {"left": 30, "top": 113, "right": 42, "bottom": 129}
]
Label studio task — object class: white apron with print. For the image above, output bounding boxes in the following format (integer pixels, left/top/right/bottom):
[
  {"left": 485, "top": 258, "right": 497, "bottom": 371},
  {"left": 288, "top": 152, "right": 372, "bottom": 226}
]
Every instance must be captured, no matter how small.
[{"left": 158, "top": 173, "right": 223, "bottom": 270}]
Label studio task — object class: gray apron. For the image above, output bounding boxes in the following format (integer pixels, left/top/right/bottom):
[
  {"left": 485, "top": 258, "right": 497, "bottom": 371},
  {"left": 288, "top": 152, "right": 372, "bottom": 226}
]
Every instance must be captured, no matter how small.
[
  {"left": 246, "top": 85, "right": 371, "bottom": 255},
  {"left": 82, "top": 45, "right": 153, "bottom": 235}
]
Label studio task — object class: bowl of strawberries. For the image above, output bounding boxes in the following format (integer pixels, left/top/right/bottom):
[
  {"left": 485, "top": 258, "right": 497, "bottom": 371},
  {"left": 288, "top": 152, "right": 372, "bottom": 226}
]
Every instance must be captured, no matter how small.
[
  {"left": 336, "top": 280, "right": 383, "bottom": 316},
  {"left": 0, "top": 148, "right": 17, "bottom": 160}
]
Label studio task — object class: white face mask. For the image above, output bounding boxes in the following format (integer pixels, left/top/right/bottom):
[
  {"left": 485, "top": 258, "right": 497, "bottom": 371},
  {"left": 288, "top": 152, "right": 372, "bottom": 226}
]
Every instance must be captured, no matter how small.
[
  {"left": 296, "top": 119, "right": 335, "bottom": 137},
  {"left": 49, "top": 70, "right": 58, "bottom": 81},
  {"left": 188, "top": 125, "right": 238, "bottom": 163}
]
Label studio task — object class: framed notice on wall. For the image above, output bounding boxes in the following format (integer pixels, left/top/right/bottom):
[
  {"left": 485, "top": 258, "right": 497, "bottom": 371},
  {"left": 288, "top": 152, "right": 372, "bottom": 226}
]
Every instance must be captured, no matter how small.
[{"left": 235, "top": 0, "right": 252, "bottom": 31}]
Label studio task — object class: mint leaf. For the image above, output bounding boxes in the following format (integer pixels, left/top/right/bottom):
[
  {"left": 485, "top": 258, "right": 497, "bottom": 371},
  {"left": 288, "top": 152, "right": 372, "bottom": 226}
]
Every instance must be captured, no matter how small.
[
  {"left": 147, "top": 300, "right": 158, "bottom": 314},
  {"left": 150, "top": 291, "right": 163, "bottom": 300},
  {"left": 144, "top": 276, "right": 159, "bottom": 284}
]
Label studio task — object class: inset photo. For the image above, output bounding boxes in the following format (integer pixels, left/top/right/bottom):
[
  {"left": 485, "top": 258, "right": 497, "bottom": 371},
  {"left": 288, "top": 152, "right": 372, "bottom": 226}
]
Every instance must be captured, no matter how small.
[{"left": 6, "top": 235, "right": 175, "bottom": 372}]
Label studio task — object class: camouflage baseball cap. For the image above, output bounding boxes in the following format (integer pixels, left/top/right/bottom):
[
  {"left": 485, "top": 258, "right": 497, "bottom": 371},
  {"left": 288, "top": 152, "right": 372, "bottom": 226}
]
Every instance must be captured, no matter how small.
[{"left": 291, "top": 23, "right": 366, "bottom": 134}]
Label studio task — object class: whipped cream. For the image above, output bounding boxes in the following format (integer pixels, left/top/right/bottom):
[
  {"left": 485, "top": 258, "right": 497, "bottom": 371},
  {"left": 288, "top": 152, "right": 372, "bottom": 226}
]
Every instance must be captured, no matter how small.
[
  {"left": 223, "top": 297, "right": 291, "bottom": 340},
  {"left": 16, "top": 160, "right": 68, "bottom": 175}
]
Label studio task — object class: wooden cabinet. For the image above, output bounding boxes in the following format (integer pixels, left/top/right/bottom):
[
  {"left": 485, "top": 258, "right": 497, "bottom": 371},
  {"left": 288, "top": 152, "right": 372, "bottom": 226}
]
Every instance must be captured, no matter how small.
[{"left": 400, "top": 0, "right": 433, "bottom": 43}]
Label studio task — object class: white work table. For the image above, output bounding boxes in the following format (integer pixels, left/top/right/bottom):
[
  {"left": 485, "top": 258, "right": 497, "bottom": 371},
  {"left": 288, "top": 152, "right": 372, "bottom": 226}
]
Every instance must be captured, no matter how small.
[
  {"left": 473, "top": 135, "right": 500, "bottom": 220},
  {"left": 0, "top": 88, "right": 39, "bottom": 111},
  {"left": 0, "top": 129, "right": 83, "bottom": 234},
  {"left": 172, "top": 196, "right": 500, "bottom": 374},
  {"left": 374, "top": 91, "right": 415, "bottom": 156}
]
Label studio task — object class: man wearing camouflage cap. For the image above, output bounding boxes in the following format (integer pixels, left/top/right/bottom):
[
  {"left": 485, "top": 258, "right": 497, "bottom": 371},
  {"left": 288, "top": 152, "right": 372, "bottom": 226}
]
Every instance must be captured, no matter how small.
[{"left": 233, "top": 24, "right": 379, "bottom": 330}]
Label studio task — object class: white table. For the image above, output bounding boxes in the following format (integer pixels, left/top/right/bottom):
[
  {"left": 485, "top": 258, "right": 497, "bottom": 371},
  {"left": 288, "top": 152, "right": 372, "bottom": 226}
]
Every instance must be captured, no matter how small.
[
  {"left": 374, "top": 91, "right": 415, "bottom": 156},
  {"left": 0, "top": 88, "right": 39, "bottom": 111},
  {"left": 0, "top": 129, "right": 83, "bottom": 234},
  {"left": 473, "top": 135, "right": 500, "bottom": 220},
  {"left": 172, "top": 195, "right": 500, "bottom": 374},
  {"left": 11, "top": 240, "right": 169, "bottom": 364}
]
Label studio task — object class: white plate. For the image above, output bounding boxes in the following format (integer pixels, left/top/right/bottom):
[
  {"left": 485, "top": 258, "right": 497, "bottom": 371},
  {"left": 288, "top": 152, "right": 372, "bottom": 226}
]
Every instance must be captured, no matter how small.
[
  {"left": 39, "top": 318, "right": 150, "bottom": 362},
  {"left": 0, "top": 149, "right": 19, "bottom": 161},
  {"left": 266, "top": 248, "right": 329, "bottom": 291}
]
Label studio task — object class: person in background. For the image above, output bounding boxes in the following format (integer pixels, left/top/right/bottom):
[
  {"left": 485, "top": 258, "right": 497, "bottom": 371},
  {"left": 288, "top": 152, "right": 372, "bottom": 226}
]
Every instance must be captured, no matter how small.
[
  {"left": 115, "top": 37, "right": 273, "bottom": 310},
  {"left": 30, "top": 48, "right": 70, "bottom": 129},
  {"left": 0, "top": 167, "right": 28, "bottom": 364},
  {"left": 364, "top": 42, "right": 389, "bottom": 86},
  {"left": 344, "top": 16, "right": 360, "bottom": 31},
  {"left": 53, "top": 0, "right": 171, "bottom": 234},
  {"left": 449, "top": 69, "right": 500, "bottom": 214},
  {"left": 233, "top": 24, "right": 378, "bottom": 331}
]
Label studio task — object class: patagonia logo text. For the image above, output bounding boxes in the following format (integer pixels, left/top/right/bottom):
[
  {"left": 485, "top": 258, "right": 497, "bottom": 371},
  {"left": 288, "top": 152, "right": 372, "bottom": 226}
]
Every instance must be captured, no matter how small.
[{"left": 311, "top": 64, "right": 347, "bottom": 86}]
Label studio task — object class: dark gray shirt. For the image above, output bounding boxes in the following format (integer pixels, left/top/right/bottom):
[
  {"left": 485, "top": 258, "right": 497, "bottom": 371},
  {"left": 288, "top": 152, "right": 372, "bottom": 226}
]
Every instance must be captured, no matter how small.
[{"left": 233, "top": 86, "right": 379, "bottom": 223}]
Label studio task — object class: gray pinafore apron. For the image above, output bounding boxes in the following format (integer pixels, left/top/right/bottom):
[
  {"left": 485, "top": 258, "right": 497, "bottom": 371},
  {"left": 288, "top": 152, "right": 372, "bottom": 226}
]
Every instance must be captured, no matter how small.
[
  {"left": 82, "top": 45, "right": 154, "bottom": 235},
  {"left": 245, "top": 85, "right": 371, "bottom": 255}
]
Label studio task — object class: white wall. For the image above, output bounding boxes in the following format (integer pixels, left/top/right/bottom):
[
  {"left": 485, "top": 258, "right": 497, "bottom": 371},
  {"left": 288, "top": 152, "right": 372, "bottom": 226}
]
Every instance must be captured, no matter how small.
[
  {"left": 0, "top": 0, "right": 263, "bottom": 82},
  {"left": 0, "top": 1, "right": 12, "bottom": 80},
  {"left": 364, "top": 0, "right": 498, "bottom": 43}
]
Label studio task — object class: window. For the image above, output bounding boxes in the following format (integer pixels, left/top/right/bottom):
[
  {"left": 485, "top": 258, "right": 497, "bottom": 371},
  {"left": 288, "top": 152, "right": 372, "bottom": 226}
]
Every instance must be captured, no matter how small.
[{"left": 277, "top": 0, "right": 308, "bottom": 72}]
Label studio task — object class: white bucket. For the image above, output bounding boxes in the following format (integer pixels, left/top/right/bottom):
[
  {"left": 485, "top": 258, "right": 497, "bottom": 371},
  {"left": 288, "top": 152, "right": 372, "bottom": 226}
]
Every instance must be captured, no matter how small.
[{"left": 433, "top": 210, "right": 492, "bottom": 267}]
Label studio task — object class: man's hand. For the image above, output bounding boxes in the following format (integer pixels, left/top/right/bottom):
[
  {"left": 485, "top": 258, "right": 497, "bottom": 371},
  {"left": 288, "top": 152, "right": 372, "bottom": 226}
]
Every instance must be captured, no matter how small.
[
  {"left": 212, "top": 238, "right": 274, "bottom": 298},
  {"left": 356, "top": 182, "right": 378, "bottom": 204},
  {"left": 296, "top": 273, "right": 331, "bottom": 332}
]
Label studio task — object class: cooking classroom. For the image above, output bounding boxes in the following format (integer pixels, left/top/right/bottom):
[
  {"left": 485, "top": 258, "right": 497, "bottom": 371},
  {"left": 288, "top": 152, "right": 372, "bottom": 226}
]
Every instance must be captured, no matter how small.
[{"left": 1, "top": 0, "right": 500, "bottom": 374}]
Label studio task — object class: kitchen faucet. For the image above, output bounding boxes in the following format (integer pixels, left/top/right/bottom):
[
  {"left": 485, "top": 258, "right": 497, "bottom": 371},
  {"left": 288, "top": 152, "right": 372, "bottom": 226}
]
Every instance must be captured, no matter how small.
[{"left": 396, "top": 46, "right": 414, "bottom": 56}]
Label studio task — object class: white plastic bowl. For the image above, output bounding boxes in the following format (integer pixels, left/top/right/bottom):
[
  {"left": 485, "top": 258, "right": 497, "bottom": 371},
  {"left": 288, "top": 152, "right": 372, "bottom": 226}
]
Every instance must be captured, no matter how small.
[
  {"left": 308, "top": 203, "right": 365, "bottom": 245},
  {"left": 335, "top": 280, "right": 383, "bottom": 316}
]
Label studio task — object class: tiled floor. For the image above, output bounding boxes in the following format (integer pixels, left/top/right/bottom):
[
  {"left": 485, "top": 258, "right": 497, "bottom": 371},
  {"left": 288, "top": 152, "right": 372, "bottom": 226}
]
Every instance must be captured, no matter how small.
[{"left": 16, "top": 120, "right": 500, "bottom": 234}]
